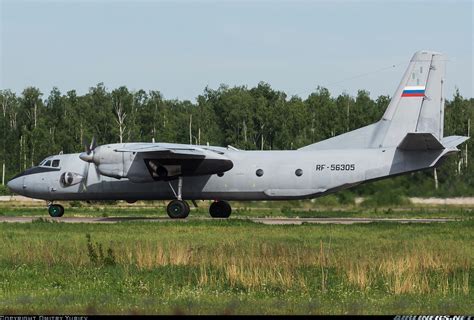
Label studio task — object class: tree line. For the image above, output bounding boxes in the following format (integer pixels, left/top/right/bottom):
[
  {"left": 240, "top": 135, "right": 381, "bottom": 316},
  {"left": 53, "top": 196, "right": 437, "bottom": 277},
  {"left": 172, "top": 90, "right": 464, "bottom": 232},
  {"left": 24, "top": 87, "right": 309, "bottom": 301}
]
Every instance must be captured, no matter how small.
[{"left": 0, "top": 82, "right": 472, "bottom": 197}]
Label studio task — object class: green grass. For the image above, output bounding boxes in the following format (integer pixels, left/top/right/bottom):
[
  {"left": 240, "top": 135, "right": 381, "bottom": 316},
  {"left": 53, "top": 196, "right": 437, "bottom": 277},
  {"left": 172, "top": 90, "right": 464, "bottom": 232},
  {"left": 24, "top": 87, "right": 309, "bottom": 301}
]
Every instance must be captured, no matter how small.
[
  {"left": 0, "top": 217, "right": 473, "bottom": 314},
  {"left": 0, "top": 200, "right": 473, "bottom": 219}
]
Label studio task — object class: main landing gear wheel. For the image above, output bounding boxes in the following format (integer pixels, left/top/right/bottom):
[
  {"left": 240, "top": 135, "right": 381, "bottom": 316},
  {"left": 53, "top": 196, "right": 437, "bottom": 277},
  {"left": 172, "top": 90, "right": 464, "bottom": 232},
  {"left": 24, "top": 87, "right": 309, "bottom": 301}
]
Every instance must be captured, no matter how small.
[
  {"left": 166, "top": 176, "right": 190, "bottom": 219},
  {"left": 167, "top": 200, "right": 190, "bottom": 219},
  {"left": 48, "top": 204, "right": 64, "bottom": 217},
  {"left": 209, "top": 200, "right": 232, "bottom": 218}
]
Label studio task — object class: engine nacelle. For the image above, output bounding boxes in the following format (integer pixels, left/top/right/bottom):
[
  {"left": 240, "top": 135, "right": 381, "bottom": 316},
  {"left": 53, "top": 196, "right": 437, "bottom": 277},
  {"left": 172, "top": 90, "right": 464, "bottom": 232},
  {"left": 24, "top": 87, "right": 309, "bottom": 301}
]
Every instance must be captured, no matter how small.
[
  {"left": 80, "top": 143, "right": 134, "bottom": 179},
  {"left": 60, "top": 172, "right": 83, "bottom": 187},
  {"left": 94, "top": 145, "right": 131, "bottom": 179}
]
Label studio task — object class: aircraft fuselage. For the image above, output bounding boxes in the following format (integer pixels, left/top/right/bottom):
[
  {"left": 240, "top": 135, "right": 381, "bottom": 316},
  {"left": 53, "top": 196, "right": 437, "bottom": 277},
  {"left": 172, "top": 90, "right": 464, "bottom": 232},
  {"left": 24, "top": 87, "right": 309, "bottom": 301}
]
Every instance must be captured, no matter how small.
[{"left": 8, "top": 145, "right": 448, "bottom": 202}]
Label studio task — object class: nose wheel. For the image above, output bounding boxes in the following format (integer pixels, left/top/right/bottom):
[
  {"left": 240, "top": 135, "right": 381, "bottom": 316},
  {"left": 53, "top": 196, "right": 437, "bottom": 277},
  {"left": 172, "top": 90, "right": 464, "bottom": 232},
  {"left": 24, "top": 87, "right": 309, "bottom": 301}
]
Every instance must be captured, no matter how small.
[
  {"left": 209, "top": 200, "right": 232, "bottom": 218},
  {"left": 48, "top": 204, "right": 65, "bottom": 217}
]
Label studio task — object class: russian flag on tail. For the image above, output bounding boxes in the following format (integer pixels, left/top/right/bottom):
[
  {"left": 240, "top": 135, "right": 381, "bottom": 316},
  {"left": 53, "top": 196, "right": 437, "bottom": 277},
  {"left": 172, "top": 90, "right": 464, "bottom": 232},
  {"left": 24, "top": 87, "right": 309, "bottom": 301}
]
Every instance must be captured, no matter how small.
[{"left": 402, "top": 86, "right": 425, "bottom": 97}]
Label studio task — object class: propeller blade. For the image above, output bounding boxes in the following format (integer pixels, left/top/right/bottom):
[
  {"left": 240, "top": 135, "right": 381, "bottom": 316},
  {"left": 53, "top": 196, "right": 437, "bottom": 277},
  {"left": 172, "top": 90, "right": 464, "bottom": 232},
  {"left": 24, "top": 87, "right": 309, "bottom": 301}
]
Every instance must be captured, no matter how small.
[
  {"left": 82, "top": 138, "right": 90, "bottom": 154},
  {"left": 79, "top": 137, "right": 101, "bottom": 191},
  {"left": 93, "top": 162, "right": 101, "bottom": 179},
  {"left": 79, "top": 162, "right": 90, "bottom": 192},
  {"left": 90, "top": 137, "right": 96, "bottom": 152},
  {"left": 82, "top": 137, "right": 96, "bottom": 155}
]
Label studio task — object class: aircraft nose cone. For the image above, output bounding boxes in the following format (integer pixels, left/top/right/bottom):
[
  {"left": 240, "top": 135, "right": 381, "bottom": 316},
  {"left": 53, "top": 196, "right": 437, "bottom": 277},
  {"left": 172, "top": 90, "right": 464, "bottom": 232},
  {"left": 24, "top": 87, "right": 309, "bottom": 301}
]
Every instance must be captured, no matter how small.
[{"left": 7, "top": 177, "right": 22, "bottom": 194}]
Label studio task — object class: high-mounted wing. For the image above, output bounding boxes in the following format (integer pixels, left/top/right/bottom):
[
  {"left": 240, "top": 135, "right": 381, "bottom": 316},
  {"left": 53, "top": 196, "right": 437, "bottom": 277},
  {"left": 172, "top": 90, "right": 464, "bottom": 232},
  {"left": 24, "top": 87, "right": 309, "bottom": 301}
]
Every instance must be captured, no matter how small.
[
  {"left": 114, "top": 144, "right": 206, "bottom": 159},
  {"left": 114, "top": 143, "right": 233, "bottom": 181}
]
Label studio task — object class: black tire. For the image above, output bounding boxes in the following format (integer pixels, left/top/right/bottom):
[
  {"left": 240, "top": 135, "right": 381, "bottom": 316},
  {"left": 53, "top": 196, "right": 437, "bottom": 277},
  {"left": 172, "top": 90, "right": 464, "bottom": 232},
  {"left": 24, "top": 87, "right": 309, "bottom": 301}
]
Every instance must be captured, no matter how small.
[
  {"left": 48, "top": 204, "right": 64, "bottom": 217},
  {"left": 209, "top": 201, "right": 231, "bottom": 218},
  {"left": 167, "top": 200, "right": 190, "bottom": 219}
]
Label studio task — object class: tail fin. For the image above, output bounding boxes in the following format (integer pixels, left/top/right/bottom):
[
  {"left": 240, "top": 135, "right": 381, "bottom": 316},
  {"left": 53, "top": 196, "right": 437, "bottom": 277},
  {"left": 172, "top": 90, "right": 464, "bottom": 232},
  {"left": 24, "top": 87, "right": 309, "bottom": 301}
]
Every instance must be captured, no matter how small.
[
  {"left": 299, "top": 50, "right": 447, "bottom": 151},
  {"left": 381, "top": 50, "right": 446, "bottom": 147}
]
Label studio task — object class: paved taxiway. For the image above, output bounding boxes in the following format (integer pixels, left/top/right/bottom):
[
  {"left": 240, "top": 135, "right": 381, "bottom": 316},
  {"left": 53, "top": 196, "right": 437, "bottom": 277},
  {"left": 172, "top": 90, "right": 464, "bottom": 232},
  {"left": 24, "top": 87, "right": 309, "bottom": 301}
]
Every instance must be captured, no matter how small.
[{"left": 0, "top": 216, "right": 458, "bottom": 225}]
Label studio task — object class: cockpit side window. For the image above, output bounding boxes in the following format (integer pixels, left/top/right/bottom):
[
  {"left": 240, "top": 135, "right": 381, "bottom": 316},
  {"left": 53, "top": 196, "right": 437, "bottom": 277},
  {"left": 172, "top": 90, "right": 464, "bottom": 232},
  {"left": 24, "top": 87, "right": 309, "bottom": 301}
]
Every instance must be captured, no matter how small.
[
  {"left": 52, "top": 159, "right": 60, "bottom": 168},
  {"left": 44, "top": 160, "right": 52, "bottom": 167}
]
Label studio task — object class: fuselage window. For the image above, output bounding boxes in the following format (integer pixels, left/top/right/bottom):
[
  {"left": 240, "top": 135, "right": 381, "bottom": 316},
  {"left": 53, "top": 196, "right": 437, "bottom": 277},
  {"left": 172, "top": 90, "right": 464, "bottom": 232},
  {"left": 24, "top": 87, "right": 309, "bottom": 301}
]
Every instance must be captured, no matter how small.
[
  {"left": 295, "top": 169, "right": 303, "bottom": 176},
  {"left": 256, "top": 169, "right": 264, "bottom": 177},
  {"left": 43, "top": 160, "right": 52, "bottom": 167},
  {"left": 52, "top": 159, "right": 60, "bottom": 168}
]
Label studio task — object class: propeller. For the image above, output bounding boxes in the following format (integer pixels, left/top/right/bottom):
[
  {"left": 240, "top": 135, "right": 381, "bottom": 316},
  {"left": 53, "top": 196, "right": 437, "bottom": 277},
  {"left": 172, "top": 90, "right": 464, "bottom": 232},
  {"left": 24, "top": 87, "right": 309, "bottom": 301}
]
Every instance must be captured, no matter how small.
[
  {"left": 80, "top": 137, "right": 96, "bottom": 163},
  {"left": 79, "top": 138, "right": 100, "bottom": 192}
]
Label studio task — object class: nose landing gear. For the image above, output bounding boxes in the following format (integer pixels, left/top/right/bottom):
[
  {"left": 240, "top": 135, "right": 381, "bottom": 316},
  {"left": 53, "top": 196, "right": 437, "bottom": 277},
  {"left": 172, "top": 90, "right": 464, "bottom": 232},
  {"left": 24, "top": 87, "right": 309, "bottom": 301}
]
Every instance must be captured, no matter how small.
[{"left": 48, "top": 203, "right": 65, "bottom": 217}]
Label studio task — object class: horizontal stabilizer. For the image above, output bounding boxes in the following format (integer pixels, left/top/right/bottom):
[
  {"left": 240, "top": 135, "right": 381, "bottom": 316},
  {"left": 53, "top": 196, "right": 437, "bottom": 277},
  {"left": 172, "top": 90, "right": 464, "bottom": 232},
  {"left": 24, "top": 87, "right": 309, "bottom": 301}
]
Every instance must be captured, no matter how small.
[
  {"left": 397, "top": 133, "right": 444, "bottom": 151},
  {"left": 441, "top": 136, "right": 470, "bottom": 149}
]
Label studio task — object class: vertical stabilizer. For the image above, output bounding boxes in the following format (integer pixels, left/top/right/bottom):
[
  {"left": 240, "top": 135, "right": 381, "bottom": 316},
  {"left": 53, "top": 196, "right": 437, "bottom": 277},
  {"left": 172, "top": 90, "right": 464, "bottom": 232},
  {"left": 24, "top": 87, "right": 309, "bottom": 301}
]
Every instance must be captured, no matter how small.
[
  {"left": 381, "top": 51, "right": 446, "bottom": 147},
  {"left": 299, "top": 51, "right": 447, "bottom": 151}
]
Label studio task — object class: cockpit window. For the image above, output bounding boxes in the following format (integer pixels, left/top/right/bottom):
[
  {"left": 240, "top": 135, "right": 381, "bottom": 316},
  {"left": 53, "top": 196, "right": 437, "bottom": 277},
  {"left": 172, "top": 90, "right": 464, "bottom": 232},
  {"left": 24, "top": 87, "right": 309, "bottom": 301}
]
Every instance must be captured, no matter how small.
[{"left": 38, "top": 158, "right": 60, "bottom": 168}]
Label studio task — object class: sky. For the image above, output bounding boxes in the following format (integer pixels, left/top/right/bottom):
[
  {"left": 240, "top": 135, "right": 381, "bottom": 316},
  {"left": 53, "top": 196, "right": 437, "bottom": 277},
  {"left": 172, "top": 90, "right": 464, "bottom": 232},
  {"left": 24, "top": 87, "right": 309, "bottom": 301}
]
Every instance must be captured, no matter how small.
[{"left": 1, "top": 0, "right": 473, "bottom": 101}]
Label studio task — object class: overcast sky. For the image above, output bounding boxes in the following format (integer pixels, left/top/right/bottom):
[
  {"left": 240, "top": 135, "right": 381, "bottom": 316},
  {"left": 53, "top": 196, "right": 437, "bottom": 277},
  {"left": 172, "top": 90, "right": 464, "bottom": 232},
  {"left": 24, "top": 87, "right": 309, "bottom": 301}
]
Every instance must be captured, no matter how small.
[{"left": 1, "top": 0, "right": 472, "bottom": 101}]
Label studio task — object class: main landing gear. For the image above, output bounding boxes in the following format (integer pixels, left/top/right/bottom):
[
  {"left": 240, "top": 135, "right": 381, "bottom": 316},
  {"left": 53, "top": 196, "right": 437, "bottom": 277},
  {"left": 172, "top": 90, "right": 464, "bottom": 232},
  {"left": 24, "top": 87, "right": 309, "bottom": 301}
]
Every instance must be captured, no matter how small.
[
  {"left": 167, "top": 200, "right": 190, "bottom": 219},
  {"left": 166, "top": 177, "right": 190, "bottom": 219},
  {"left": 165, "top": 177, "right": 232, "bottom": 219},
  {"left": 209, "top": 200, "right": 232, "bottom": 218},
  {"left": 48, "top": 203, "right": 64, "bottom": 217}
]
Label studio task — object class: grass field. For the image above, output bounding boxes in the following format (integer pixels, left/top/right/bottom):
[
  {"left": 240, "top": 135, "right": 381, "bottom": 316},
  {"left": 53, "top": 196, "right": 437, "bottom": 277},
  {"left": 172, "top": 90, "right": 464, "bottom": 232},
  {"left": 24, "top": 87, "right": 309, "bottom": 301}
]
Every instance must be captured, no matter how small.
[
  {"left": 0, "top": 198, "right": 473, "bottom": 220},
  {"left": 0, "top": 205, "right": 473, "bottom": 314}
]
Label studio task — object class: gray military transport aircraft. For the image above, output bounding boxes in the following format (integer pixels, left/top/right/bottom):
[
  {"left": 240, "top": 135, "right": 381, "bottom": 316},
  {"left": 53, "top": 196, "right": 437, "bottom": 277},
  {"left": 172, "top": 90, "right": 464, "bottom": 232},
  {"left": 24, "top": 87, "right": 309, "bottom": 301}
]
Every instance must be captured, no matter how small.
[{"left": 7, "top": 51, "right": 469, "bottom": 219}]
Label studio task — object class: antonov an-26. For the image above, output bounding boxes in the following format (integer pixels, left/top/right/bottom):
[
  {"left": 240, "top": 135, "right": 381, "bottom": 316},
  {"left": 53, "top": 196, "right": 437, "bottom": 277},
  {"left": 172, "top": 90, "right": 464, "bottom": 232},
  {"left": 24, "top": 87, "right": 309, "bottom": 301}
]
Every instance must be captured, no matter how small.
[{"left": 7, "top": 51, "right": 469, "bottom": 219}]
